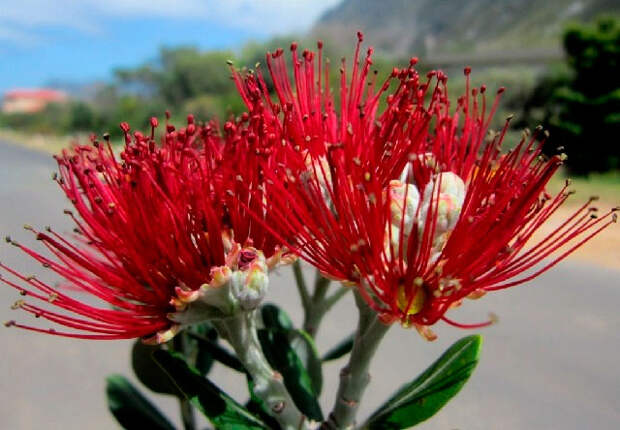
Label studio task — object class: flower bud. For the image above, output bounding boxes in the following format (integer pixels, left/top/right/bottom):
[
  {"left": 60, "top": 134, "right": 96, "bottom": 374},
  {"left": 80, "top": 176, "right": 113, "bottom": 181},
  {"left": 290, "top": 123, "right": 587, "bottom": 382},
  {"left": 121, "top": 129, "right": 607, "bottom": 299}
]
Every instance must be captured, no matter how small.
[
  {"left": 302, "top": 155, "right": 333, "bottom": 207},
  {"left": 230, "top": 249, "right": 269, "bottom": 311},
  {"left": 167, "top": 247, "right": 269, "bottom": 326},
  {"left": 419, "top": 172, "right": 465, "bottom": 261},
  {"left": 385, "top": 180, "right": 420, "bottom": 258},
  {"left": 388, "top": 180, "right": 420, "bottom": 231}
]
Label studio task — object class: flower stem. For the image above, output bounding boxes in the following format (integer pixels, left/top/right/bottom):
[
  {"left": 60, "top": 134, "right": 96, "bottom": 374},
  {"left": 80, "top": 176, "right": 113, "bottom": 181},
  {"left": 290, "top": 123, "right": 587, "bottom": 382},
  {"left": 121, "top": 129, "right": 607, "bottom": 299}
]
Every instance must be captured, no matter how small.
[
  {"left": 322, "top": 291, "right": 390, "bottom": 429},
  {"left": 294, "top": 262, "right": 349, "bottom": 338},
  {"left": 302, "top": 273, "right": 330, "bottom": 337},
  {"left": 213, "top": 312, "right": 309, "bottom": 430},
  {"left": 293, "top": 260, "right": 311, "bottom": 310}
]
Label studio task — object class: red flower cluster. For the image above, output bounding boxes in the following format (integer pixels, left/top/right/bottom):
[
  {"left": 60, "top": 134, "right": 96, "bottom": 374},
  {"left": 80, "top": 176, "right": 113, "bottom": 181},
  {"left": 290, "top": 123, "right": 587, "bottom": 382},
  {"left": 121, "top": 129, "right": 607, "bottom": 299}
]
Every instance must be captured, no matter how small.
[
  {"left": 2, "top": 114, "right": 285, "bottom": 341},
  {"left": 233, "top": 34, "right": 617, "bottom": 339},
  {"left": 2, "top": 34, "right": 615, "bottom": 342}
]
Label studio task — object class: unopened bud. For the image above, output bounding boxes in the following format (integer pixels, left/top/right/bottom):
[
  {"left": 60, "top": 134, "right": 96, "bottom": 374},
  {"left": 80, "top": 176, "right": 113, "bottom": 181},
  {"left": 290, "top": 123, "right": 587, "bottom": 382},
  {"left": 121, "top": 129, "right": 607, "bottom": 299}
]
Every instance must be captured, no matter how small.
[
  {"left": 419, "top": 172, "right": 466, "bottom": 263},
  {"left": 231, "top": 249, "right": 269, "bottom": 311}
]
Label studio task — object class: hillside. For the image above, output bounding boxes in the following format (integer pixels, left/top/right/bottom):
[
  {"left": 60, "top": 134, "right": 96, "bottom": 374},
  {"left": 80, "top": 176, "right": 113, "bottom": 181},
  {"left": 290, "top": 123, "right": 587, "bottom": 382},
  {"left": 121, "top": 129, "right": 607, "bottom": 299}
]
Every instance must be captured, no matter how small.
[{"left": 312, "top": 0, "right": 618, "bottom": 60}]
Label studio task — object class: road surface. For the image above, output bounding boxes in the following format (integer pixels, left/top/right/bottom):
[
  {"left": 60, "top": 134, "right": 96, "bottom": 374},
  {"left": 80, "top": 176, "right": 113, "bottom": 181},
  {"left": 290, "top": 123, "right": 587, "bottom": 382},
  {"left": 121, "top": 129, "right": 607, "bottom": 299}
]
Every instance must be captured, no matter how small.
[{"left": 0, "top": 140, "right": 618, "bottom": 429}]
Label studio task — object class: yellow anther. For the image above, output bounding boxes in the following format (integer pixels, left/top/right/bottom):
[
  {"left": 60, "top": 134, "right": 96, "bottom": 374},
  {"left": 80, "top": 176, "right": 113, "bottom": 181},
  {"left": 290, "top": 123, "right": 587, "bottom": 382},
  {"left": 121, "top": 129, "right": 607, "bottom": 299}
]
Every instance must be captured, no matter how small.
[{"left": 11, "top": 300, "right": 24, "bottom": 310}]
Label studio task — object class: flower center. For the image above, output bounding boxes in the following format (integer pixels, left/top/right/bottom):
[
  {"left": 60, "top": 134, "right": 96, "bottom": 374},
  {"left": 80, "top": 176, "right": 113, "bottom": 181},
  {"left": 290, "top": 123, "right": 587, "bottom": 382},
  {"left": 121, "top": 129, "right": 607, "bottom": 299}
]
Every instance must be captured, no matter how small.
[
  {"left": 386, "top": 172, "right": 465, "bottom": 316},
  {"left": 238, "top": 249, "right": 258, "bottom": 271}
]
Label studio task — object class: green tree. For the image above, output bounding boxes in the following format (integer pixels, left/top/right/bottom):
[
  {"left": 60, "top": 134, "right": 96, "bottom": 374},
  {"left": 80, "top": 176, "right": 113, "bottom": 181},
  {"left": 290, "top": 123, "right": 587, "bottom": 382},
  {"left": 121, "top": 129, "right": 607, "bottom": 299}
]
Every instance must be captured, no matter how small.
[
  {"left": 69, "top": 101, "right": 97, "bottom": 132},
  {"left": 116, "top": 47, "right": 236, "bottom": 106},
  {"left": 545, "top": 16, "right": 620, "bottom": 174}
]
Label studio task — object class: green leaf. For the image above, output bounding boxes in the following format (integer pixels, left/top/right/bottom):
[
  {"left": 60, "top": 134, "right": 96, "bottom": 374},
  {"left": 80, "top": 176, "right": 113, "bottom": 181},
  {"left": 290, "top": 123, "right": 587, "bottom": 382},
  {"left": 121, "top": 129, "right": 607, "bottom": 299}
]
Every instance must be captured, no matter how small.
[
  {"left": 189, "top": 323, "right": 218, "bottom": 375},
  {"left": 364, "top": 335, "right": 483, "bottom": 429},
  {"left": 194, "top": 344, "right": 215, "bottom": 376},
  {"left": 193, "top": 321, "right": 219, "bottom": 341},
  {"left": 322, "top": 333, "right": 355, "bottom": 361},
  {"left": 288, "top": 329, "right": 323, "bottom": 394},
  {"left": 106, "top": 374, "right": 175, "bottom": 430},
  {"left": 153, "top": 349, "right": 266, "bottom": 429},
  {"left": 261, "top": 303, "right": 293, "bottom": 331},
  {"left": 187, "top": 331, "right": 245, "bottom": 372},
  {"left": 131, "top": 341, "right": 182, "bottom": 396},
  {"left": 258, "top": 328, "right": 324, "bottom": 421},
  {"left": 259, "top": 303, "right": 323, "bottom": 418}
]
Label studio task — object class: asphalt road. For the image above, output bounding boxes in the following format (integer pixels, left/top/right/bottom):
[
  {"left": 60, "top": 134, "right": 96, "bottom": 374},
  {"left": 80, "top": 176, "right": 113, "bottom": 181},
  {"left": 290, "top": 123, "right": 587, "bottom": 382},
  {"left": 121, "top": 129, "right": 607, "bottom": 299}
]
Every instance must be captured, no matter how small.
[{"left": 0, "top": 140, "right": 618, "bottom": 429}]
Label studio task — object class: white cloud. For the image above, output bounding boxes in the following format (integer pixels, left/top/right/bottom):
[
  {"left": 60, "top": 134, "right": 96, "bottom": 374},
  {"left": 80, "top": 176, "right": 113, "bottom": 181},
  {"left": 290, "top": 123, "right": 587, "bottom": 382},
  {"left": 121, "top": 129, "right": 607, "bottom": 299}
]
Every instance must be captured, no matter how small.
[
  {"left": 0, "top": 0, "right": 342, "bottom": 44},
  {"left": 0, "top": 25, "right": 40, "bottom": 46}
]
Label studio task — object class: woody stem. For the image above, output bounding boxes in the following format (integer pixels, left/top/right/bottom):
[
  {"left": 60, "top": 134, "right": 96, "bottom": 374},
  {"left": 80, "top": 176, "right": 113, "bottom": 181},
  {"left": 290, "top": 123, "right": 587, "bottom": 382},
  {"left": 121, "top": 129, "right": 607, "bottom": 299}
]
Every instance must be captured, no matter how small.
[
  {"left": 213, "top": 311, "right": 309, "bottom": 430},
  {"left": 322, "top": 290, "right": 390, "bottom": 429}
]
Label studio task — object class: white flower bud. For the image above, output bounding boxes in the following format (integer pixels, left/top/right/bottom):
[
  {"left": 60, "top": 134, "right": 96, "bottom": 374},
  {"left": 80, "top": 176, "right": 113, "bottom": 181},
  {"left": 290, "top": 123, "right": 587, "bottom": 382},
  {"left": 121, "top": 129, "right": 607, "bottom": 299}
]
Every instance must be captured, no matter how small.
[
  {"left": 388, "top": 180, "right": 420, "bottom": 233},
  {"left": 419, "top": 172, "right": 465, "bottom": 262},
  {"left": 385, "top": 180, "right": 420, "bottom": 259},
  {"left": 302, "top": 154, "right": 333, "bottom": 208}
]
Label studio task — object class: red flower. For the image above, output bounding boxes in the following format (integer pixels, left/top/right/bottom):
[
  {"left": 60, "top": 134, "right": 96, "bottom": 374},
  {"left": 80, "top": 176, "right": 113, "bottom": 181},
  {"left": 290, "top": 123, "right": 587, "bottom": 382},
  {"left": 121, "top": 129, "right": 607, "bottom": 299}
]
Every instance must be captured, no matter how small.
[
  {"left": 230, "top": 32, "right": 433, "bottom": 183},
  {"left": 2, "top": 115, "right": 284, "bottom": 341},
  {"left": 240, "top": 37, "right": 617, "bottom": 339}
]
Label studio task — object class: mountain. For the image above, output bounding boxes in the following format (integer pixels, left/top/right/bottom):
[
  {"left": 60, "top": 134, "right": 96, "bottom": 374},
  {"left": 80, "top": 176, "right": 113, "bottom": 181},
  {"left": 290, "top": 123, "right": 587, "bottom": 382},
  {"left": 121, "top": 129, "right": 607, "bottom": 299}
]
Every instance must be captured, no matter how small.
[{"left": 312, "top": 0, "right": 618, "bottom": 60}]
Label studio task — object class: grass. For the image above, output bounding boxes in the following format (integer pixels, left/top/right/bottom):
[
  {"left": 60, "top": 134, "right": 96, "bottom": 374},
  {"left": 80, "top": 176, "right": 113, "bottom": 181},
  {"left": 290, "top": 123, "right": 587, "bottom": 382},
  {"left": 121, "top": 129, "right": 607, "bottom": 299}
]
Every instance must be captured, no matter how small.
[
  {"left": 547, "top": 169, "right": 620, "bottom": 208},
  {"left": 0, "top": 128, "right": 82, "bottom": 155}
]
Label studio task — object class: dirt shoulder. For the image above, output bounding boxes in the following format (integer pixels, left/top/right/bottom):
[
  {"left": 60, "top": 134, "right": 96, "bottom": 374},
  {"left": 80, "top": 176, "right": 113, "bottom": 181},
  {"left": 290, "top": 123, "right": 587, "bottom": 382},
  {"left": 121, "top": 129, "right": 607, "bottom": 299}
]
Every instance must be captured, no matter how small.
[
  {"left": 530, "top": 202, "right": 619, "bottom": 270},
  {"left": 0, "top": 129, "right": 78, "bottom": 155}
]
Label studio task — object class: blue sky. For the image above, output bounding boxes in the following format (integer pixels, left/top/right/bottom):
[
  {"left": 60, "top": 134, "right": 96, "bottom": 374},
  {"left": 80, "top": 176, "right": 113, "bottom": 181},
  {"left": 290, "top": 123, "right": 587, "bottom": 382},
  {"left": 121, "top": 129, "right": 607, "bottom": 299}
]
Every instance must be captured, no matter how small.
[{"left": 0, "top": 0, "right": 341, "bottom": 95}]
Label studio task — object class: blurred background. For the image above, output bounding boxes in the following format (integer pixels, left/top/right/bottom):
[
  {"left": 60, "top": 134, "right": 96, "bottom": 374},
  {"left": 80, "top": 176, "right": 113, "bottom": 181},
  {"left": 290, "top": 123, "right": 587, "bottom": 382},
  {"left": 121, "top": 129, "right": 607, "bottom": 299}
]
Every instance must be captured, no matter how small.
[
  {"left": 1, "top": 0, "right": 619, "bottom": 177},
  {"left": 0, "top": 1, "right": 618, "bottom": 429}
]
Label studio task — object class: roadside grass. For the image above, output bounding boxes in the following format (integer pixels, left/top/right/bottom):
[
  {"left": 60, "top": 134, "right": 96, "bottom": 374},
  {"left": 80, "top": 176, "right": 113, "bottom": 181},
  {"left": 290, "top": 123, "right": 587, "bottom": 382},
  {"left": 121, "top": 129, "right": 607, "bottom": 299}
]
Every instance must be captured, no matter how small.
[
  {"left": 535, "top": 171, "right": 619, "bottom": 270},
  {"left": 0, "top": 128, "right": 83, "bottom": 155},
  {"left": 547, "top": 169, "right": 620, "bottom": 208}
]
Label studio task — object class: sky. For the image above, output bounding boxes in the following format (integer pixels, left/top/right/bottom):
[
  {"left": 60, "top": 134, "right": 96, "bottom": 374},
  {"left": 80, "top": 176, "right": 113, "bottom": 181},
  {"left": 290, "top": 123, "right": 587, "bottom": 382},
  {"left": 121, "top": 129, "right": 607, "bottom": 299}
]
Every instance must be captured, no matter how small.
[{"left": 0, "top": 0, "right": 341, "bottom": 95}]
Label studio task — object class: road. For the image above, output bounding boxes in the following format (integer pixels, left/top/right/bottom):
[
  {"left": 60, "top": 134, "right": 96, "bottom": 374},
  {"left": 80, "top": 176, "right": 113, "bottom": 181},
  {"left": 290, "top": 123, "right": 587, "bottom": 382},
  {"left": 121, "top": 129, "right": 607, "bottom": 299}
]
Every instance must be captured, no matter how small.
[{"left": 0, "top": 140, "right": 618, "bottom": 429}]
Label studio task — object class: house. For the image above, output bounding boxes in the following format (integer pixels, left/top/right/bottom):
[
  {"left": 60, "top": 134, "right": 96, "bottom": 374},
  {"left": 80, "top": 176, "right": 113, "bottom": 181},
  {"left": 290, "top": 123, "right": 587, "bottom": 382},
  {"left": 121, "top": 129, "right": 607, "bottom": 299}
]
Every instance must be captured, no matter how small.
[{"left": 2, "top": 89, "right": 68, "bottom": 114}]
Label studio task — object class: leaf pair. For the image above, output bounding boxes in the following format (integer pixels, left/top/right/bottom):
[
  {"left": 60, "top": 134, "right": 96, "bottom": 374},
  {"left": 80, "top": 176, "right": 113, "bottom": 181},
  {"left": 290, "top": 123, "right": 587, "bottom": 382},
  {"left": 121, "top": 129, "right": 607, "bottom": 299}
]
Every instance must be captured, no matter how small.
[
  {"left": 111, "top": 322, "right": 255, "bottom": 429},
  {"left": 115, "top": 348, "right": 270, "bottom": 429},
  {"left": 131, "top": 323, "right": 221, "bottom": 398},
  {"left": 108, "top": 308, "right": 482, "bottom": 429}
]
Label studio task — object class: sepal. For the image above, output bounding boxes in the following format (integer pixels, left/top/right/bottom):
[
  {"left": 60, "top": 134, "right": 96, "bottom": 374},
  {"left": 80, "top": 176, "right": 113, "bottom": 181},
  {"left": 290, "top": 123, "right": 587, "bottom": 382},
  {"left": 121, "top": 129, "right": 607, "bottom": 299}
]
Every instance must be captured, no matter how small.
[
  {"left": 142, "top": 324, "right": 181, "bottom": 345},
  {"left": 167, "top": 247, "right": 271, "bottom": 328}
]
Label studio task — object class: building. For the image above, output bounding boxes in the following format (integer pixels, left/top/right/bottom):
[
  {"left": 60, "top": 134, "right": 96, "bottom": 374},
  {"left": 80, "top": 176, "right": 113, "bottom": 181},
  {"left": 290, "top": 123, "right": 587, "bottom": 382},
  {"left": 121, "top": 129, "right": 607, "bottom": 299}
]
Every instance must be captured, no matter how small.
[{"left": 2, "top": 89, "right": 68, "bottom": 114}]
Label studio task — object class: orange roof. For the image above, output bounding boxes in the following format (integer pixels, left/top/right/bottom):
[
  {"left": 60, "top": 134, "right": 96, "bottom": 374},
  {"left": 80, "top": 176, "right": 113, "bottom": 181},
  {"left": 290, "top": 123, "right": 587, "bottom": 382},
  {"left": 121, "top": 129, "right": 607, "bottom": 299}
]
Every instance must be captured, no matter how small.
[{"left": 4, "top": 88, "right": 67, "bottom": 101}]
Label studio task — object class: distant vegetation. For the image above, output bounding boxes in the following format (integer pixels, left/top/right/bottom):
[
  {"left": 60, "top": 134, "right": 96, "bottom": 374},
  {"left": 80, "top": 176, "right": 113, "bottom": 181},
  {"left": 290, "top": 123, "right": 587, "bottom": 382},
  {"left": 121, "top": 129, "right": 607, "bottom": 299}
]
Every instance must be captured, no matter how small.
[
  {"left": 0, "top": 46, "right": 250, "bottom": 138},
  {"left": 522, "top": 16, "right": 620, "bottom": 174}
]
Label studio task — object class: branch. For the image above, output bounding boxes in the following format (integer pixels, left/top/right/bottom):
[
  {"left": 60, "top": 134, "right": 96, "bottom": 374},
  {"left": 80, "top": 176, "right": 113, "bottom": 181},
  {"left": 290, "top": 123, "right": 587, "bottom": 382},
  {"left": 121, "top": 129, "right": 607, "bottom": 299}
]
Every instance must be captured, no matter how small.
[
  {"left": 292, "top": 260, "right": 311, "bottom": 311},
  {"left": 321, "top": 291, "right": 390, "bottom": 429},
  {"left": 213, "top": 312, "right": 310, "bottom": 430}
]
